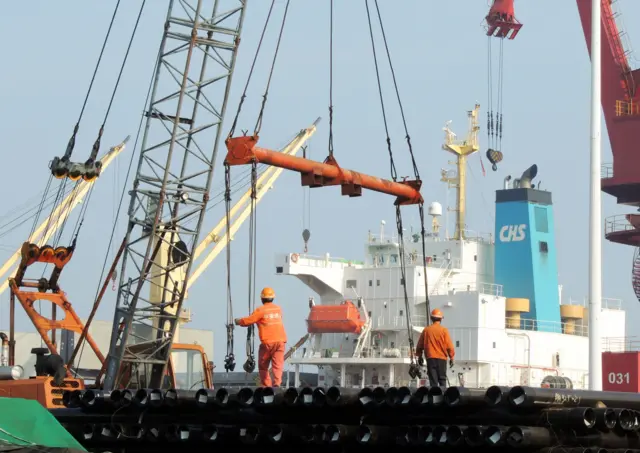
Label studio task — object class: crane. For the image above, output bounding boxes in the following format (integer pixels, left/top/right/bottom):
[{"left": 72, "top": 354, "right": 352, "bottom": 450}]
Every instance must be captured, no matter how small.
[
  {"left": 483, "top": 0, "right": 522, "bottom": 172},
  {"left": 101, "top": 0, "right": 247, "bottom": 391},
  {"left": 575, "top": 0, "right": 640, "bottom": 302},
  {"left": 0, "top": 137, "right": 129, "bottom": 298}
]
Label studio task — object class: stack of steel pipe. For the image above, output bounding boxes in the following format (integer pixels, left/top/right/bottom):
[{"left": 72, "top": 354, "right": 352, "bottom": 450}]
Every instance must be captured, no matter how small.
[{"left": 53, "top": 385, "right": 640, "bottom": 452}]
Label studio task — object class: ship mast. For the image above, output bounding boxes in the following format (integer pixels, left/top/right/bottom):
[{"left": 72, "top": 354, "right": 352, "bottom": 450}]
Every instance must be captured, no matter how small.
[{"left": 441, "top": 104, "right": 481, "bottom": 240}]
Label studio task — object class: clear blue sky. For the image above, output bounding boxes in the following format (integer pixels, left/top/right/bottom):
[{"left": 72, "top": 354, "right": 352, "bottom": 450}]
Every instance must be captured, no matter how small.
[{"left": 1, "top": 0, "right": 639, "bottom": 370}]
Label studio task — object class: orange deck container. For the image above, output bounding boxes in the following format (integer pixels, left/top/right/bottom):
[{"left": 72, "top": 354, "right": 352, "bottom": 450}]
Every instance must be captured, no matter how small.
[{"left": 306, "top": 301, "right": 366, "bottom": 334}]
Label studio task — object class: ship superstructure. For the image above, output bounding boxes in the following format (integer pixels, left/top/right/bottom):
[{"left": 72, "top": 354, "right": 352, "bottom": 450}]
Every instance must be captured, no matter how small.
[{"left": 276, "top": 105, "right": 626, "bottom": 390}]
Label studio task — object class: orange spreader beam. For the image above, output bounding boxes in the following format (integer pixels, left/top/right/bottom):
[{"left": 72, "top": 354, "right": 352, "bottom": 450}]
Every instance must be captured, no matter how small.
[{"left": 225, "top": 136, "right": 423, "bottom": 206}]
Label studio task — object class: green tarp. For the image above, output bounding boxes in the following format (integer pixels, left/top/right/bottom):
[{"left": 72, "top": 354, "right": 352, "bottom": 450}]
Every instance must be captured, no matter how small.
[{"left": 0, "top": 398, "right": 85, "bottom": 452}]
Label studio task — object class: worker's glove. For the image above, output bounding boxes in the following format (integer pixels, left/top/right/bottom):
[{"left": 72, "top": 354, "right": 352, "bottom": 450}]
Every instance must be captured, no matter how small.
[
  {"left": 449, "top": 359, "right": 454, "bottom": 368},
  {"left": 234, "top": 318, "right": 241, "bottom": 326},
  {"left": 417, "top": 356, "right": 424, "bottom": 367}
]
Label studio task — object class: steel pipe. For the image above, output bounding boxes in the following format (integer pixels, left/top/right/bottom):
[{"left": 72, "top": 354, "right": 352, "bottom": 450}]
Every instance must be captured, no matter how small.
[
  {"left": 133, "top": 388, "right": 163, "bottom": 408},
  {"left": 202, "top": 425, "right": 219, "bottom": 443},
  {"left": 312, "top": 424, "right": 326, "bottom": 444},
  {"left": 614, "top": 409, "right": 636, "bottom": 431},
  {"left": 445, "top": 386, "right": 488, "bottom": 407},
  {"left": 195, "top": 388, "right": 216, "bottom": 408},
  {"left": 545, "top": 407, "right": 597, "bottom": 429},
  {"left": 595, "top": 408, "right": 618, "bottom": 430},
  {"left": 428, "top": 386, "right": 445, "bottom": 406},
  {"left": 80, "top": 390, "right": 114, "bottom": 409},
  {"left": 63, "top": 389, "right": 83, "bottom": 408},
  {"left": 562, "top": 431, "right": 640, "bottom": 449},
  {"left": 411, "top": 386, "right": 429, "bottom": 406},
  {"left": 225, "top": 136, "right": 424, "bottom": 206},
  {"left": 297, "top": 424, "right": 315, "bottom": 444},
  {"left": 356, "top": 425, "right": 394, "bottom": 445},
  {"left": 509, "top": 386, "right": 640, "bottom": 410},
  {"left": 395, "top": 426, "right": 410, "bottom": 446},
  {"left": 216, "top": 387, "right": 255, "bottom": 407},
  {"left": 96, "top": 424, "right": 119, "bottom": 441},
  {"left": 408, "top": 425, "right": 433, "bottom": 446},
  {"left": 120, "top": 424, "right": 143, "bottom": 440},
  {"left": 324, "top": 424, "right": 357, "bottom": 444},
  {"left": 485, "top": 386, "right": 511, "bottom": 406},
  {"left": 433, "top": 425, "right": 448, "bottom": 446},
  {"left": 464, "top": 425, "right": 485, "bottom": 447},
  {"left": 164, "top": 389, "right": 198, "bottom": 407},
  {"left": 446, "top": 425, "right": 466, "bottom": 447},
  {"left": 312, "top": 387, "right": 327, "bottom": 406},
  {"left": 298, "top": 387, "right": 314, "bottom": 406},
  {"left": 506, "top": 426, "right": 554, "bottom": 448},
  {"left": 258, "top": 387, "right": 285, "bottom": 406},
  {"left": 81, "top": 424, "right": 98, "bottom": 441},
  {"left": 484, "top": 425, "right": 507, "bottom": 447},
  {"left": 239, "top": 425, "right": 261, "bottom": 444},
  {"left": 326, "top": 386, "right": 369, "bottom": 407},
  {"left": 283, "top": 387, "right": 299, "bottom": 406},
  {"left": 111, "top": 389, "right": 133, "bottom": 407},
  {"left": 385, "top": 386, "right": 412, "bottom": 406},
  {"left": 145, "top": 426, "right": 162, "bottom": 442},
  {"left": 262, "top": 424, "right": 296, "bottom": 444}
]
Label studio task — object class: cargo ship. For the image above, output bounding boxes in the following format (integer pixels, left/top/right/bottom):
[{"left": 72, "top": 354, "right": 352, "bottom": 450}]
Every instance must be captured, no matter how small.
[{"left": 276, "top": 106, "right": 627, "bottom": 390}]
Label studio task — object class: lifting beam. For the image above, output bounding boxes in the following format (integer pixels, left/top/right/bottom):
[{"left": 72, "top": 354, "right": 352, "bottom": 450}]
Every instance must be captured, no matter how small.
[{"left": 224, "top": 136, "right": 423, "bottom": 206}]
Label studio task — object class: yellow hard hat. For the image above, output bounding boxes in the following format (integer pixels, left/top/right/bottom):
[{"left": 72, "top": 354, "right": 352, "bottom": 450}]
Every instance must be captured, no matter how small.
[{"left": 260, "top": 287, "right": 275, "bottom": 300}]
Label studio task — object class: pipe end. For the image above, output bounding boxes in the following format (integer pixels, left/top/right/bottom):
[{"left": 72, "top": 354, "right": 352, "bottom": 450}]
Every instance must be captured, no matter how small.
[
  {"left": 484, "top": 385, "right": 503, "bottom": 406},
  {"left": 444, "top": 386, "right": 461, "bottom": 406}
]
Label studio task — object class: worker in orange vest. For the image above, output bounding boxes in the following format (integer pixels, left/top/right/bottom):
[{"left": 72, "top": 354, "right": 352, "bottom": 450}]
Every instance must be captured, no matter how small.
[
  {"left": 415, "top": 308, "right": 455, "bottom": 387},
  {"left": 235, "top": 287, "right": 287, "bottom": 387}
]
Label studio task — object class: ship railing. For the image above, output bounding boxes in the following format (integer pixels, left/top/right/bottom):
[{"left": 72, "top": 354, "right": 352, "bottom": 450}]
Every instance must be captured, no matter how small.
[
  {"left": 605, "top": 215, "right": 638, "bottom": 235},
  {"left": 444, "top": 281, "right": 503, "bottom": 297},
  {"left": 602, "top": 336, "right": 640, "bottom": 353},
  {"left": 460, "top": 229, "right": 494, "bottom": 244},
  {"left": 506, "top": 317, "right": 588, "bottom": 337},
  {"left": 368, "top": 230, "right": 493, "bottom": 246},
  {"left": 564, "top": 297, "right": 623, "bottom": 311},
  {"left": 601, "top": 162, "right": 614, "bottom": 179},
  {"left": 288, "top": 344, "right": 414, "bottom": 360},
  {"left": 615, "top": 100, "right": 640, "bottom": 117},
  {"left": 286, "top": 253, "right": 364, "bottom": 268}
]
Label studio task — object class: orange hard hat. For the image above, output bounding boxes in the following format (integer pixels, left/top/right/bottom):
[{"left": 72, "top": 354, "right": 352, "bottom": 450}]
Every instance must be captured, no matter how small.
[
  {"left": 431, "top": 308, "right": 443, "bottom": 319},
  {"left": 260, "top": 287, "right": 275, "bottom": 300}
]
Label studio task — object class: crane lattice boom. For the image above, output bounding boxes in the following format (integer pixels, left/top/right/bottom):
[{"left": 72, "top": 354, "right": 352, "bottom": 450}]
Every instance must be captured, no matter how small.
[{"left": 102, "top": 0, "right": 247, "bottom": 391}]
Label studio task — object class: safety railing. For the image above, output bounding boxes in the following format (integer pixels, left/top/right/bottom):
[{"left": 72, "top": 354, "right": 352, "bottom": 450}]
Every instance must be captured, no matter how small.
[
  {"left": 286, "top": 253, "right": 364, "bottom": 269},
  {"left": 367, "top": 229, "right": 493, "bottom": 246},
  {"left": 564, "top": 297, "right": 623, "bottom": 311},
  {"left": 602, "top": 336, "right": 640, "bottom": 353},
  {"left": 605, "top": 215, "right": 637, "bottom": 235},
  {"left": 288, "top": 343, "right": 414, "bottom": 360},
  {"left": 616, "top": 100, "right": 640, "bottom": 117},
  {"left": 448, "top": 281, "right": 503, "bottom": 297},
  {"left": 601, "top": 162, "right": 614, "bottom": 179},
  {"left": 506, "top": 317, "right": 588, "bottom": 337}
]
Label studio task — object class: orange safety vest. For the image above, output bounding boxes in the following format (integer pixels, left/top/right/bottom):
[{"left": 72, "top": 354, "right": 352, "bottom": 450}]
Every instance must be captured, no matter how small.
[{"left": 239, "top": 303, "right": 287, "bottom": 344}]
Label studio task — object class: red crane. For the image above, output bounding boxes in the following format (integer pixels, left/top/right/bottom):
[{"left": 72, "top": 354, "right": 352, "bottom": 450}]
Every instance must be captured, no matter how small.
[{"left": 576, "top": 0, "right": 640, "bottom": 300}]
